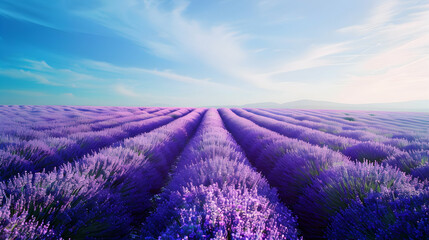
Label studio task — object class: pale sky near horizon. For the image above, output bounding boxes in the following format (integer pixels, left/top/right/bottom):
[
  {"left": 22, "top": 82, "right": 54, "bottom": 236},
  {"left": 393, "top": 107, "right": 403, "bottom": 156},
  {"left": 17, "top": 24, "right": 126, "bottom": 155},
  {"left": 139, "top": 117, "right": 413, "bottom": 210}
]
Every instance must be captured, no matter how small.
[{"left": 0, "top": 0, "right": 428, "bottom": 107}]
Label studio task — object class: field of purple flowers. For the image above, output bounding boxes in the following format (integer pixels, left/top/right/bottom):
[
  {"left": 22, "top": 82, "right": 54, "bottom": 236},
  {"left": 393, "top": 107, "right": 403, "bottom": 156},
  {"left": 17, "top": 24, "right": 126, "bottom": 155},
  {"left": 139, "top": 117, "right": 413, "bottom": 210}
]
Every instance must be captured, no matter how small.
[{"left": 0, "top": 105, "right": 428, "bottom": 239}]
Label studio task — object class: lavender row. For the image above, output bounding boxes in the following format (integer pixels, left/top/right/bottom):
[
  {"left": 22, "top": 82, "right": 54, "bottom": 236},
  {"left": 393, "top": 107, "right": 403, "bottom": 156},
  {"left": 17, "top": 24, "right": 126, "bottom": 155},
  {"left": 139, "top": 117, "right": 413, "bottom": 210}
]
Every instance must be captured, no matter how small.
[
  {"left": 257, "top": 108, "right": 395, "bottom": 144},
  {"left": 235, "top": 108, "right": 359, "bottom": 150},
  {"left": 0, "top": 108, "right": 205, "bottom": 239},
  {"left": 0, "top": 107, "right": 165, "bottom": 144},
  {"left": 268, "top": 108, "right": 428, "bottom": 143},
  {"left": 142, "top": 109, "right": 301, "bottom": 239},
  {"left": 0, "top": 105, "right": 145, "bottom": 129},
  {"left": 260, "top": 108, "right": 429, "bottom": 150},
  {"left": 219, "top": 108, "right": 424, "bottom": 238},
  {"left": 42, "top": 108, "right": 173, "bottom": 137},
  {"left": 308, "top": 109, "right": 429, "bottom": 142},
  {"left": 293, "top": 108, "right": 428, "bottom": 131},
  {"left": 0, "top": 107, "right": 167, "bottom": 140},
  {"left": 0, "top": 108, "right": 191, "bottom": 181},
  {"left": 0, "top": 108, "right": 179, "bottom": 168},
  {"left": 1, "top": 108, "right": 186, "bottom": 174},
  {"left": 266, "top": 108, "right": 429, "bottom": 154},
  {"left": 326, "top": 187, "right": 429, "bottom": 239},
  {"left": 0, "top": 108, "right": 177, "bottom": 152},
  {"left": 271, "top": 108, "right": 429, "bottom": 142},
  {"left": 258, "top": 109, "right": 429, "bottom": 179},
  {"left": 0, "top": 107, "right": 168, "bottom": 174},
  {"left": 235, "top": 108, "right": 429, "bottom": 180},
  {"left": 0, "top": 109, "right": 131, "bottom": 140},
  {"left": 33, "top": 107, "right": 162, "bottom": 132},
  {"left": 319, "top": 109, "right": 429, "bottom": 131}
]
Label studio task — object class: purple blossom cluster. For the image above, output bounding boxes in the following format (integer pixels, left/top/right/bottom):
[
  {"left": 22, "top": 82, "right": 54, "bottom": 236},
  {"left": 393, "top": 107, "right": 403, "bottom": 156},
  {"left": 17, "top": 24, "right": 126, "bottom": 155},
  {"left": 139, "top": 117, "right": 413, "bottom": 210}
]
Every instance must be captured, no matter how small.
[
  {"left": 158, "top": 184, "right": 295, "bottom": 240},
  {"left": 0, "top": 212, "right": 58, "bottom": 240},
  {"left": 327, "top": 189, "right": 429, "bottom": 239}
]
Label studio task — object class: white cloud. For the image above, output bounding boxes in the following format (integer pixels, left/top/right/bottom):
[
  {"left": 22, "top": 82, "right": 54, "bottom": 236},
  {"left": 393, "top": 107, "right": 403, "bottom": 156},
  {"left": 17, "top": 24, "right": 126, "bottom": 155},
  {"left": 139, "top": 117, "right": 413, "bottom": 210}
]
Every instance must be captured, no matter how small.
[
  {"left": 362, "top": 33, "right": 429, "bottom": 73},
  {"left": 2, "top": 58, "right": 223, "bottom": 89},
  {"left": 0, "top": 6, "right": 55, "bottom": 29},
  {"left": 0, "top": 59, "right": 105, "bottom": 88},
  {"left": 78, "top": 1, "right": 247, "bottom": 67},
  {"left": 340, "top": 57, "right": 429, "bottom": 103},
  {"left": 144, "top": 69, "right": 209, "bottom": 85},
  {"left": 84, "top": 60, "right": 214, "bottom": 86},
  {"left": 259, "top": 42, "right": 350, "bottom": 77},
  {"left": 337, "top": 1, "right": 429, "bottom": 103},
  {"left": 74, "top": 1, "right": 250, "bottom": 83},
  {"left": 338, "top": 0, "right": 400, "bottom": 34},
  {"left": 114, "top": 84, "right": 139, "bottom": 97},
  {"left": 0, "top": 68, "right": 60, "bottom": 86},
  {"left": 145, "top": 1, "right": 247, "bottom": 71}
]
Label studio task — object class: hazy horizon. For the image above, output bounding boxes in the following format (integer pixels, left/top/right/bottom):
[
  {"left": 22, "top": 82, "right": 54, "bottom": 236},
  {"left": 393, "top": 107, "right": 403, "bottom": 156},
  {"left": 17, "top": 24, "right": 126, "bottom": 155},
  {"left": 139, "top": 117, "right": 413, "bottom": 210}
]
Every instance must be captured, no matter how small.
[{"left": 1, "top": 0, "right": 428, "bottom": 106}]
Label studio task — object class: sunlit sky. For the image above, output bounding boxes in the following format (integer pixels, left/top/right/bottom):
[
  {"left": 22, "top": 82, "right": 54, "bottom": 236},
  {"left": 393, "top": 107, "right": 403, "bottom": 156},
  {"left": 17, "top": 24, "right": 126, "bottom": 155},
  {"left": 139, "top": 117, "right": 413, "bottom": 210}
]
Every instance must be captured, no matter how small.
[{"left": 0, "top": 0, "right": 428, "bottom": 107}]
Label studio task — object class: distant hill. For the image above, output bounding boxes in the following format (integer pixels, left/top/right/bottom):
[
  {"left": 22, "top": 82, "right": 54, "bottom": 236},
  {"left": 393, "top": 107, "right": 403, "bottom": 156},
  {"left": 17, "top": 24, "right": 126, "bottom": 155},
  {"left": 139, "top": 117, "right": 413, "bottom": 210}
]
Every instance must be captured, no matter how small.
[{"left": 240, "top": 99, "right": 429, "bottom": 112}]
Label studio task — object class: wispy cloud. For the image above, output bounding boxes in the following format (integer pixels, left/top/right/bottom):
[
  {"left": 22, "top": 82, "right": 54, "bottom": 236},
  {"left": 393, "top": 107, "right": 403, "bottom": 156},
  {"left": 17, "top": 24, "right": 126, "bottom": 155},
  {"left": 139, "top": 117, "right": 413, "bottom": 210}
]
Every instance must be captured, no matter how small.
[
  {"left": 259, "top": 42, "right": 350, "bottom": 77},
  {"left": 1, "top": 57, "right": 240, "bottom": 106},
  {"left": 0, "top": 60, "right": 101, "bottom": 87},
  {"left": 1, "top": 58, "right": 220, "bottom": 88},
  {"left": 338, "top": 0, "right": 400, "bottom": 34},
  {"left": 0, "top": 68, "right": 55, "bottom": 85},
  {"left": 85, "top": 60, "right": 214, "bottom": 86},
  {"left": 78, "top": 0, "right": 249, "bottom": 76},
  {"left": 114, "top": 84, "right": 140, "bottom": 97},
  {"left": 0, "top": 4, "right": 55, "bottom": 29},
  {"left": 337, "top": 1, "right": 429, "bottom": 103}
]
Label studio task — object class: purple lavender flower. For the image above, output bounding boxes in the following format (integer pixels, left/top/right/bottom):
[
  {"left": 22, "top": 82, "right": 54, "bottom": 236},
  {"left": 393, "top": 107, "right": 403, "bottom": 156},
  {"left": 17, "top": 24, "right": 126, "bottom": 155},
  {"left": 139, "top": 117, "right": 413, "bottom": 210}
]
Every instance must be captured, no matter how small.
[
  {"left": 156, "top": 184, "right": 300, "bottom": 240},
  {"left": 327, "top": 189, "right": 429, "bottom": 239},
  {"left": 294, "top": 162, "right": 421, "bottom": 238}
]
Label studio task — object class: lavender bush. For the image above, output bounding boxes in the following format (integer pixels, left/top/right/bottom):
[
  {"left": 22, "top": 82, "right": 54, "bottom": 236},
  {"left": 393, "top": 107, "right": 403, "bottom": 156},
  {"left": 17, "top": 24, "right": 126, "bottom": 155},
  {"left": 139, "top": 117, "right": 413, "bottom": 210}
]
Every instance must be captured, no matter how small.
[{"left": 327, "top": 189, "right": 429, "bottom": 239}]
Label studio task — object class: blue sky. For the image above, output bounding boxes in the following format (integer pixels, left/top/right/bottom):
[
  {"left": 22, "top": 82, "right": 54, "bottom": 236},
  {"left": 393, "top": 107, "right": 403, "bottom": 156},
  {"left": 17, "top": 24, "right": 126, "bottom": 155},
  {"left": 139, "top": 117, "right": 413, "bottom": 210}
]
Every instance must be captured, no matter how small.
[{"left": 0, "top": 0, "right": 428, "bottom": 107}]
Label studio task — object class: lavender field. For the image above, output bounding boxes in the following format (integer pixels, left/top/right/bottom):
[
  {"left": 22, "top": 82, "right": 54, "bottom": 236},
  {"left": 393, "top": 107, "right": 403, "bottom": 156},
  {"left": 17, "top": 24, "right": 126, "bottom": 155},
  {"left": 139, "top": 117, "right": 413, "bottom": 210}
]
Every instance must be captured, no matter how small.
[{"left": 0, "top": 105, "right": 428, "bottom": 239}]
